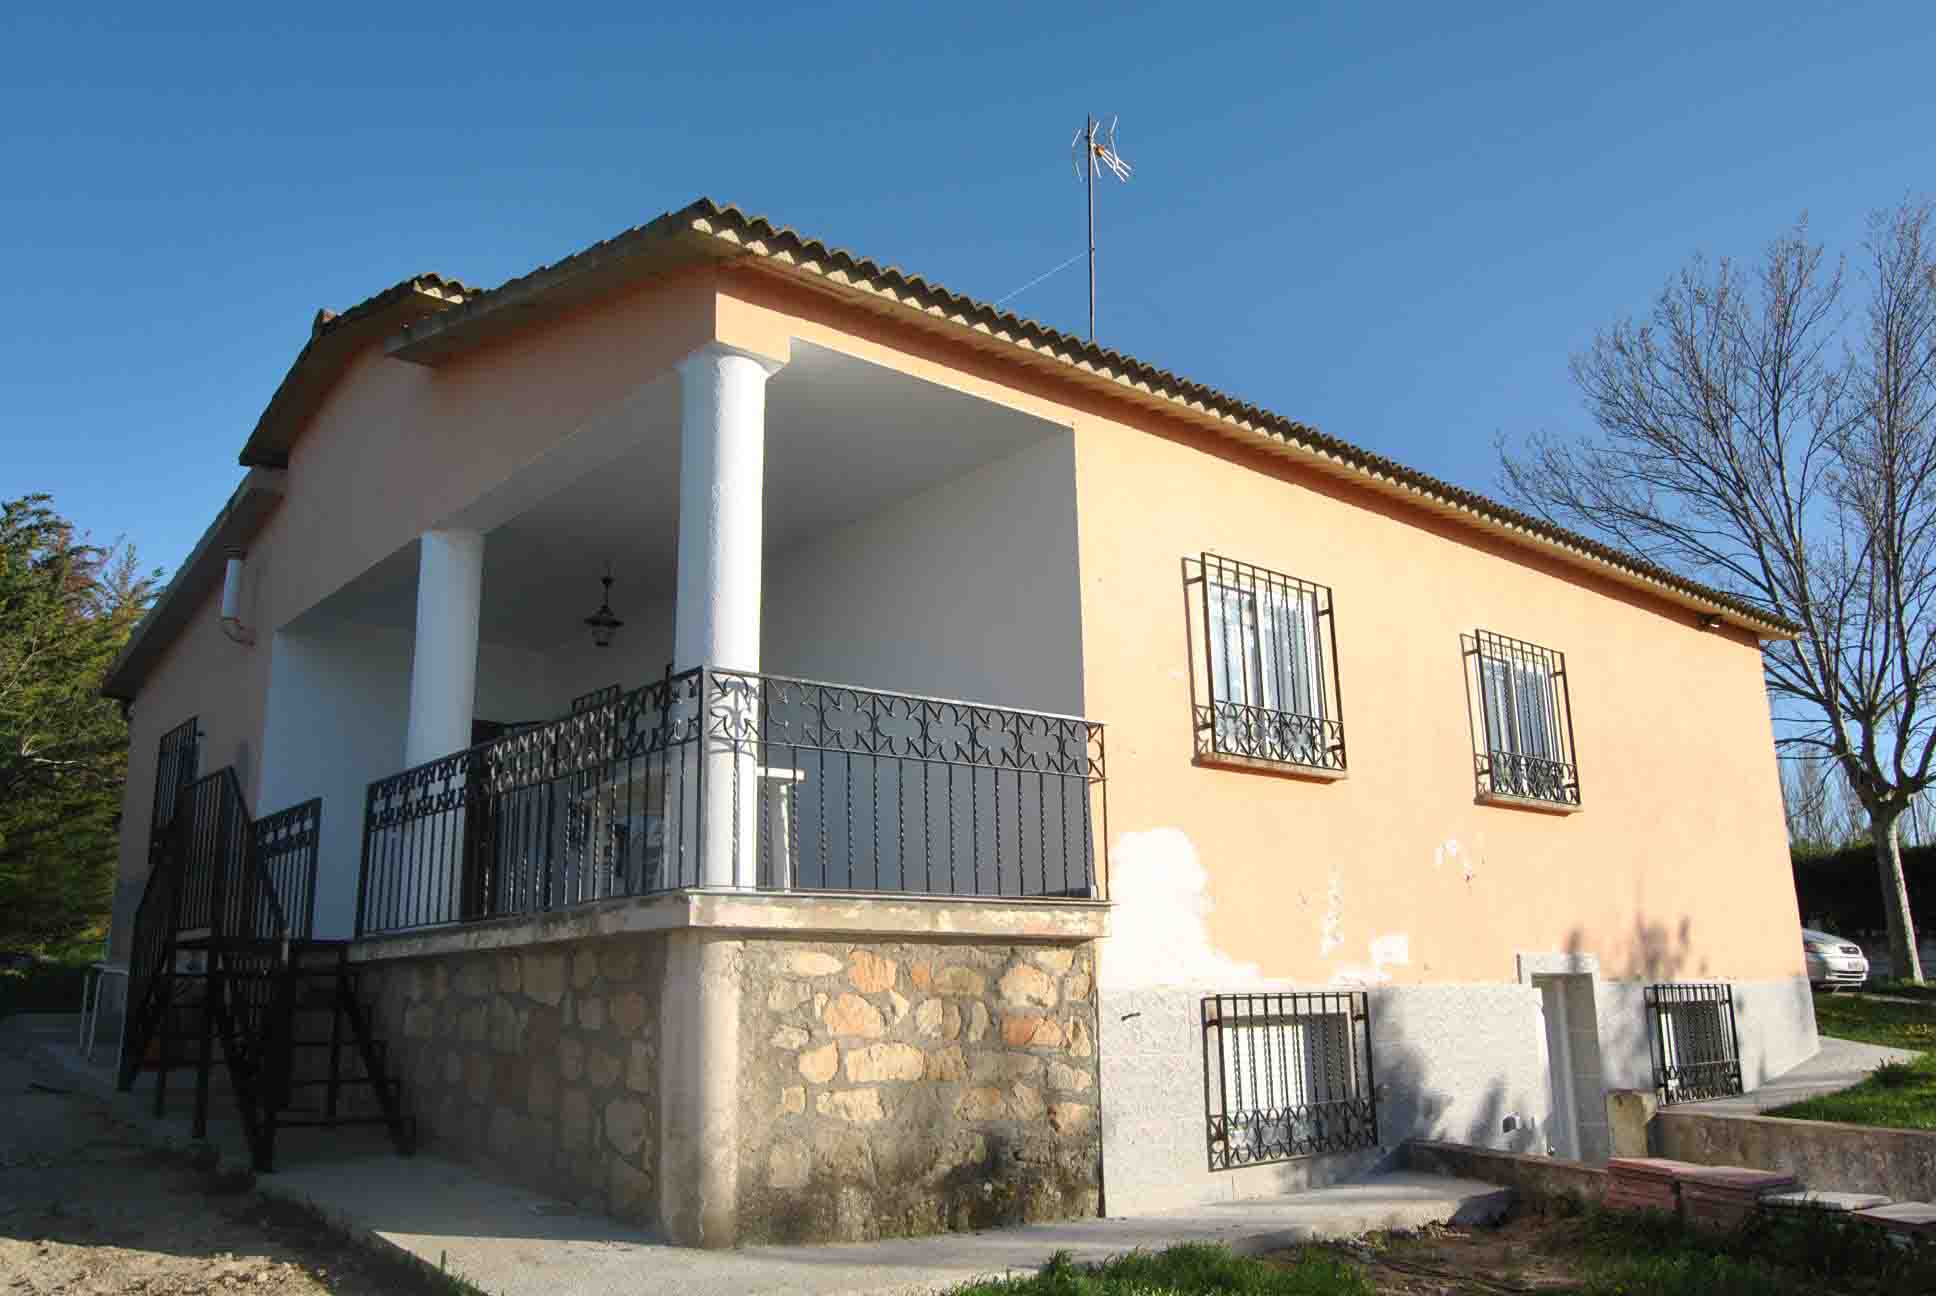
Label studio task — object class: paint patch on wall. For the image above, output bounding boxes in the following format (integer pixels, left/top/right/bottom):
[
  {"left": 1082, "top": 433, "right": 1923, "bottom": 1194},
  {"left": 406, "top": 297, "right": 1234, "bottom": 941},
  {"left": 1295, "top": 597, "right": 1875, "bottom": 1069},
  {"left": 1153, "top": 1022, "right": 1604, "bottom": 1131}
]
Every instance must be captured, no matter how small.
[
  {"left": 1370, "top": 933, "right": 1410, "bottom": 968},
  {"left": 1330, "top": 931, "right": 1412, "bottom": 987},
  {"left": 1319, "top": 869, "right": 1344, "bottom": 956},
  {"left": 1097, "top": 828, "right": 1261, "bottom": 989}
]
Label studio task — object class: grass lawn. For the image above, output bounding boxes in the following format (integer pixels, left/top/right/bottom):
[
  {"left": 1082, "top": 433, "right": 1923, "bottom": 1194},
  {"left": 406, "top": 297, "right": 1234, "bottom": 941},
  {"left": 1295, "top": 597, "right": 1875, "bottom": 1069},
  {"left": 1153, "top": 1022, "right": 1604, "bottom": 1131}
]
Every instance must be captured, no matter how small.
[
  {"left": 1809, "top": 990, "right": 1936, "bottom": 1050},
  {"left": 1767, "top": 990, "right": 1936, "bottom": 1129},
  {"left": 944, "top": 1205, "right": 1935, "bottom": 1295}
]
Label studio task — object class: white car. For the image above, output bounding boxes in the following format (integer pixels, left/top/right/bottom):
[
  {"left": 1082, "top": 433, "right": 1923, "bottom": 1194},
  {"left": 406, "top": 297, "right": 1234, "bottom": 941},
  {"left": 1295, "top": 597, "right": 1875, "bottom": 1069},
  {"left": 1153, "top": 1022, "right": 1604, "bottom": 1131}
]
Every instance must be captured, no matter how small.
[{"left": 1803, "top": 928, "right": 1869, "bottom": 988}]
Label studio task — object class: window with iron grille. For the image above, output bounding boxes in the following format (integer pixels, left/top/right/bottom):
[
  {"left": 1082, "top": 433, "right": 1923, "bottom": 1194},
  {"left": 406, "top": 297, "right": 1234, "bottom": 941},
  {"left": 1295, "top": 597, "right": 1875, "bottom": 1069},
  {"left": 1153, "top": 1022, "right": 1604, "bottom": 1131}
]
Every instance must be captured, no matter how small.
[
  {"left": 1645, "top": 983, "right": 1743, "bottom": 1104},
  {"left": 1185, "top": 554, "right": 1346, "bottom": 773},
  {"left": 1463, "top": 630, "right": 1579, "bottom": 806},
  {"left": 1201, "top": 991, "right": 1377, "bottom": 1170}
]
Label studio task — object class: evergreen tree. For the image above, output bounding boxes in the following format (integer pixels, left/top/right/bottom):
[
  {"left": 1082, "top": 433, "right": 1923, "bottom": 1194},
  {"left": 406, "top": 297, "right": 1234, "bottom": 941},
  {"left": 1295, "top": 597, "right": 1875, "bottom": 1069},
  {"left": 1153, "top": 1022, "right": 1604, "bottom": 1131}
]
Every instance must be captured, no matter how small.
[{"left": 0, "top": 495, "right": 156, "bottom": 948}]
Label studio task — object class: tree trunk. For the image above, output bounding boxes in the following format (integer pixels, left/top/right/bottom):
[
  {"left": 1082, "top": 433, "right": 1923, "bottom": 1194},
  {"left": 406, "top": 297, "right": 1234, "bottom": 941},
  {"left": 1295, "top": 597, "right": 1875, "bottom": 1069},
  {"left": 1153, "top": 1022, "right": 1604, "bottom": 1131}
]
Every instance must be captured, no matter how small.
[{"left": 1873, "top": 814, "right": 1924, "bottom": 983}]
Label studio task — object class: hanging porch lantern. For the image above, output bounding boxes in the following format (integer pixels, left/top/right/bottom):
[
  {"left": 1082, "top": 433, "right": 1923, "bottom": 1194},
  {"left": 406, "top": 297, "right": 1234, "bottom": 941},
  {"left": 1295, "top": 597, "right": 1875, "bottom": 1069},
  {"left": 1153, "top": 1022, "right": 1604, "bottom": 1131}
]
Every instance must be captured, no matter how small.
[{"left": 584, "top": 566, "right": 624, "bottom": 648}]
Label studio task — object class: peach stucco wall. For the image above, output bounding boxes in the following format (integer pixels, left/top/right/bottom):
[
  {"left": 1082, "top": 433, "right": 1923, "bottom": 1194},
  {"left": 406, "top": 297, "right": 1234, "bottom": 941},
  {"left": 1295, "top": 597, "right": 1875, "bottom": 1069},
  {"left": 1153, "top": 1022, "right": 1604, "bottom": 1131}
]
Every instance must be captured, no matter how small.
[
  {"left": 710, "top": 271, "right": 1805, "bottom": 988},
  {"left": 118, "top": 262, "right": 1804, "bottom": 989},
  {"left": 1070, "top": 429, "right": 1802, "bottom": 985},
  {"left": 113, "top": 270, "right": 720, "bottom": 932},
  {"left": 120, "top": 577, "right": 272, "bottom": 882}
]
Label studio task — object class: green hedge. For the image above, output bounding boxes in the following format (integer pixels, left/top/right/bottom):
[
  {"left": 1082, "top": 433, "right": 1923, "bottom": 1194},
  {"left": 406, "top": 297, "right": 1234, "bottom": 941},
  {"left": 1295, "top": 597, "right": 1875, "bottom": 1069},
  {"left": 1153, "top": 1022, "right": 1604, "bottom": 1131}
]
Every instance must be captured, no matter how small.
[
  {"left": 1791, "top": 842, "right": 1936, "bottom": 936},
  {"left": 0, "top": 960, "right": 91, "bottom": 1019}
]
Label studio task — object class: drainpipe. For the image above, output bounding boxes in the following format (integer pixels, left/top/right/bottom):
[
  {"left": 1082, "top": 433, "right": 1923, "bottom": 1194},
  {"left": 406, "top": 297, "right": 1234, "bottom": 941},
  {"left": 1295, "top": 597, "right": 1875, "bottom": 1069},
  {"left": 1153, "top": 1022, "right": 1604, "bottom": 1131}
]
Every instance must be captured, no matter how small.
[{"left": 219, "top": 550, "right": 254, "bottom": 645}]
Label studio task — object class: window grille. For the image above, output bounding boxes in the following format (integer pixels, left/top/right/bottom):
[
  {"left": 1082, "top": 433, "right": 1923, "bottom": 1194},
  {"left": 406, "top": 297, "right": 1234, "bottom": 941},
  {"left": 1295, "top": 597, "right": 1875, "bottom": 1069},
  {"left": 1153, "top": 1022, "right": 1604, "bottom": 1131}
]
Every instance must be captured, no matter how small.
[
  {"left": 1201, "top": 991, "right": 1377, "bottom": 1170},
  {"left": 1646, "top": 983, "right": 1743, "bottom": 1104},
  {"left": 1185, "top": 554, "right": 1346, "bottom": 772},
  {"left": 1464, "top": 630, "right": 1579, "bottom": 805}
]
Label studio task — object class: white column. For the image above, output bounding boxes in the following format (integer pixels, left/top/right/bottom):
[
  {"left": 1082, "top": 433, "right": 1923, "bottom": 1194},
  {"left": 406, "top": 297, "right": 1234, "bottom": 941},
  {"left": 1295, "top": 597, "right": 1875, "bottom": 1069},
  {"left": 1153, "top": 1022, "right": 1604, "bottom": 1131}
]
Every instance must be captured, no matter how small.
[
  {"left": 403, "top": 528, "right": 485, "bottom": 767},
  {"left": 674, "top": 344, "right": 782, "bottom": 889}
]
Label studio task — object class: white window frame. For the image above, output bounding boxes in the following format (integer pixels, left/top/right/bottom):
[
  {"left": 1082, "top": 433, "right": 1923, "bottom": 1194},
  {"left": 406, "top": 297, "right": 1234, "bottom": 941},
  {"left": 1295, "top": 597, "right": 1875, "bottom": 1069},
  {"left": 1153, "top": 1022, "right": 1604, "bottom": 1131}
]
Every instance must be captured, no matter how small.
[
  {"left": 1479, "top": 653, "right": 1558, "bottom": 762},
  {"left": 1209, "top": 580, "right": 1326, "bottom": 722}
]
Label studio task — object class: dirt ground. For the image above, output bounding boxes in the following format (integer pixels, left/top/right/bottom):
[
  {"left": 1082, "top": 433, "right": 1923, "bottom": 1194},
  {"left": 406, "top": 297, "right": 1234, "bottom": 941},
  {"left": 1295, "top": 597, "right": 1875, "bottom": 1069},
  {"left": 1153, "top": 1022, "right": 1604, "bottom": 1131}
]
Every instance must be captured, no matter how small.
[
  {"left": 1271, "top": 1214, "right": 1608, "bottom": 1295},
  {"left": 0, "top": 1030, "right": 456, "bottom": 1296}
]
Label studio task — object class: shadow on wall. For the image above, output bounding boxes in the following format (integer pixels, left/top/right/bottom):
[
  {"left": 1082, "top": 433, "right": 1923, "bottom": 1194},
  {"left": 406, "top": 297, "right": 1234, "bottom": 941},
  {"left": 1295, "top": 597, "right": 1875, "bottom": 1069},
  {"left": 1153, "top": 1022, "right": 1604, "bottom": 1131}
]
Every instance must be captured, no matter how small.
[
  {"left": 1367, "top": 985, "right": 1547, "bottom": 1162},
  {"left": 1561, "top": 912, "right": 1707, "bottom": 984},
  {"left": 1368, "top": 913, "right": 1710, "bottom": 1162}
]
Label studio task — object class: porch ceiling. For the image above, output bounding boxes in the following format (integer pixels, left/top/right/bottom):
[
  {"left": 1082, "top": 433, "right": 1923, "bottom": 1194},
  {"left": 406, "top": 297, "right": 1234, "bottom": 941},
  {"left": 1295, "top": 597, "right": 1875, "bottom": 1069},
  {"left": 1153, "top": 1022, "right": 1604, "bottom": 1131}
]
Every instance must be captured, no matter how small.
[{"left": 301, "top": 342, "right": 1064, "bottom": 653}]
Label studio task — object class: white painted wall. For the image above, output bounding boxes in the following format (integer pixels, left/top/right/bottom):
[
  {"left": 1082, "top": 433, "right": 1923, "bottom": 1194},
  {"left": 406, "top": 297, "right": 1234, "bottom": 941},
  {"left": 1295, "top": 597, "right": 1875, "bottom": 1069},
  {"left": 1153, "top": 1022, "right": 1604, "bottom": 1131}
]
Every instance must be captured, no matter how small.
[
  {"left": 540, "top": 598, "right": 675, "bottom": 714},
  {"left": 257, "top": 619, "right": 556, "bottom": 937},
  {"left": 760, "top": 431, "right": 1083, "bottom": 714},
  {"left": 527, "top": 430, "right": 1083, "bottom": 722}
]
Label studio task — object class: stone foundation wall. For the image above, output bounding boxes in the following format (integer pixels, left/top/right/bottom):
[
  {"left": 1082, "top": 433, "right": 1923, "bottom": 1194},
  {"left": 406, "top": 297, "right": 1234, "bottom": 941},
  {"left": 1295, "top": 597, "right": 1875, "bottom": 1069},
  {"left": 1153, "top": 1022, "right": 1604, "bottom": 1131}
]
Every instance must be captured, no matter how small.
[
  {"left": 737, "top": 937, "right": 1101, "bottom": 1243},
  {"left": 360, "top": 933, "right": 666, "bottom": 1227}
]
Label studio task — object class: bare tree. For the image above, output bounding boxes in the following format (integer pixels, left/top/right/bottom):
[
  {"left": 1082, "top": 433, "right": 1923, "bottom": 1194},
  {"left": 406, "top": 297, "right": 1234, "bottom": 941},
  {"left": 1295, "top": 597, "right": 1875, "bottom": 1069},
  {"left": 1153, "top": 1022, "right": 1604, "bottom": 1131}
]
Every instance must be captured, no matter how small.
[
  {"left": 1782, "top": 753, "right": 1865, "bottom": 854},
  {"left": 1500, "top": 202, "right": 1936, "bottom": 982}
]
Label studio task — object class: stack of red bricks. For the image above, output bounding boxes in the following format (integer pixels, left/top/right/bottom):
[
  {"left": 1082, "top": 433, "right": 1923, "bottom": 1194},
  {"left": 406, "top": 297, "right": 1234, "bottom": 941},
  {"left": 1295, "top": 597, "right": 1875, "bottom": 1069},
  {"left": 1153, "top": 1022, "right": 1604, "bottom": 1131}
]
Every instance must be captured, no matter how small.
[
  {"left": 1604, "top": 1157, "right": 1702, "bottom": 1216},
  {"left": 1677, "top": 1166, "right": 1798, "bottom": 1232},
  {"left": 1604, "top": 1158, "right": 1799, "bottom": 1231}
]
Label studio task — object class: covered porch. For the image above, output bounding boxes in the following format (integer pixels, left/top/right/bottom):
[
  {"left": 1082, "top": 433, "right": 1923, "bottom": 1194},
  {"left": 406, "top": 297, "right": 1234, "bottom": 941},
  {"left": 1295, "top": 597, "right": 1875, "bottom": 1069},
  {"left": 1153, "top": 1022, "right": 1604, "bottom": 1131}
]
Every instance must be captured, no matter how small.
[{"left": 254, "top": 340, "right": 1105, "bottom": 940}]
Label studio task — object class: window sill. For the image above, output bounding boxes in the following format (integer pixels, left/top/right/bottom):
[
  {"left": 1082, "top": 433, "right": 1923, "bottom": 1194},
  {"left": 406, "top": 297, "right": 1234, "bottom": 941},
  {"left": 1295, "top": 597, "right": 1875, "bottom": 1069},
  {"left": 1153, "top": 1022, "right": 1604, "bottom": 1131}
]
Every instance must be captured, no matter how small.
[
  {"left": 1475, "top": 790, "right": 1582, "bottom": 816},
  {"left": 1195, "top": 752, "right": 1349, "bottom": 782}
]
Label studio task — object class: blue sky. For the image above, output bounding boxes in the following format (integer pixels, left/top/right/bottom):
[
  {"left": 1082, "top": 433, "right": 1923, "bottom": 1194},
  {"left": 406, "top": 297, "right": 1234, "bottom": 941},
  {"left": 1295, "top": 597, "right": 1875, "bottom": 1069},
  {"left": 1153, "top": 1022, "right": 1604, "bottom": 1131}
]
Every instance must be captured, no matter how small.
[{"left": 5, "top": 3, "right": 1935, "bottom": 577}]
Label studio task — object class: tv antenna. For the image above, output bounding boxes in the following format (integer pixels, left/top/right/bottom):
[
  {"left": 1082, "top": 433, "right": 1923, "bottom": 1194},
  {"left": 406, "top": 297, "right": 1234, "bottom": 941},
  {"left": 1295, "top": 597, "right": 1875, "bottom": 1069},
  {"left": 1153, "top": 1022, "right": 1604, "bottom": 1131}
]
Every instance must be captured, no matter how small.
[{"left": 1071, "top": 114, "right": 1133, "bottom": 343}]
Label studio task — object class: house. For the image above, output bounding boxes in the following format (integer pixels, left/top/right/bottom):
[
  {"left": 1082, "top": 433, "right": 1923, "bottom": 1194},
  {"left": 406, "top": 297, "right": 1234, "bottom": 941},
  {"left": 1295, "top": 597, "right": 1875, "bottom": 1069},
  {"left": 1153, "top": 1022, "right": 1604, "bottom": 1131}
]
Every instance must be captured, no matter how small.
[{"left": 101, "top": 199, "right": 1816, "bottom": 1247}]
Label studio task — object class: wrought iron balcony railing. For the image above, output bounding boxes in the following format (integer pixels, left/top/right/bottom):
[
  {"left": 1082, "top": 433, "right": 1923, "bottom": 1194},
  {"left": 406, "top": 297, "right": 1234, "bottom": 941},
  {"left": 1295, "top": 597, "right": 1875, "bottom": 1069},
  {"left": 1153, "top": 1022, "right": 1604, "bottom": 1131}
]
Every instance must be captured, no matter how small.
[
  {"left": 1474, "top": 750, "right": 1581, "bottom": 807},
  {"left": 1184, "top": 554, "right": 1348, "bottom": 775},
  {"left": 1464, "top": 630, "right": 1581, "bottom": 807},
  {"left": 356, "top": 668, "right": 1107, "bottom": 937}
]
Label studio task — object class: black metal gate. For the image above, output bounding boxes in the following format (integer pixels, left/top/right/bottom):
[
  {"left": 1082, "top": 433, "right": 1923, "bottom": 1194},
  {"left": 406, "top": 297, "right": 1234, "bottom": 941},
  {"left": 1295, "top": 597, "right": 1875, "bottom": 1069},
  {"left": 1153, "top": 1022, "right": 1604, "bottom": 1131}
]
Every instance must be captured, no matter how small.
[
  {"left": 1645, "top": 982, "right": 1743, "bottom": 1104},
  {"left": 1201, "top": 991, "right": 1378, "bottom": 1170}
]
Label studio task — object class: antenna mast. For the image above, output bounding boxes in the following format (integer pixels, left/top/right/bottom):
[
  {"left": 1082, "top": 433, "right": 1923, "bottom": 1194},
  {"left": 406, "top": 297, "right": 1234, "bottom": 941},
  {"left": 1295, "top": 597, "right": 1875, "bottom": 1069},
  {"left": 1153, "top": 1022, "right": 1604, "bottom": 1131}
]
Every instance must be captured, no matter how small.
[{"left": 1072, "top": 114, "right": 1133, "bottom": 344}]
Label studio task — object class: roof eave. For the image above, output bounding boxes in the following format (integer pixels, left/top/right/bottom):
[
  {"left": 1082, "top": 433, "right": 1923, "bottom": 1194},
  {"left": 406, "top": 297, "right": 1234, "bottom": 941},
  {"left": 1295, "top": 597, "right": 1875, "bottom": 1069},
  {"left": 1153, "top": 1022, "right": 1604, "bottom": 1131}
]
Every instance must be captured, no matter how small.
[
  {"left": 375, "top": 198, "right": 1798, "bottom": 641},
  {"left": 717, "top": 253, "right": 1803, "bottom": 642},
  {"left": 239, "top": 279, "right": 472, "bottom": 468},
  {"left": 387, "top": 206, "right": 728, "bottom": 367},
  {"left": 101, "top": 468, "right": 287, "bottom": 701}
]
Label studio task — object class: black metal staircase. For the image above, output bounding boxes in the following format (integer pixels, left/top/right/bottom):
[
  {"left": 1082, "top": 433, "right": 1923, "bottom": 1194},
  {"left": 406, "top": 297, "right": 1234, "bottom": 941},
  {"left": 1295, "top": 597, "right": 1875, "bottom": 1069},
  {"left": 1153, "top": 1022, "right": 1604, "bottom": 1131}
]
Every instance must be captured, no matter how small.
[{"left": 118, "top": 722, "right": 414, "bottom": 1171}]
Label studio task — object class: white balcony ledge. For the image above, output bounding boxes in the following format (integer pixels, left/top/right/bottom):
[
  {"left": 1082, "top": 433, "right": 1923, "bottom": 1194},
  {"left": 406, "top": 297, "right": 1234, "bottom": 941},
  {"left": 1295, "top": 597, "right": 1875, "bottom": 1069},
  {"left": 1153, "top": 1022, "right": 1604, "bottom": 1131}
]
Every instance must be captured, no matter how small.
[{"left": 349, "top": 888, "right": 1110, "bottom": 962}]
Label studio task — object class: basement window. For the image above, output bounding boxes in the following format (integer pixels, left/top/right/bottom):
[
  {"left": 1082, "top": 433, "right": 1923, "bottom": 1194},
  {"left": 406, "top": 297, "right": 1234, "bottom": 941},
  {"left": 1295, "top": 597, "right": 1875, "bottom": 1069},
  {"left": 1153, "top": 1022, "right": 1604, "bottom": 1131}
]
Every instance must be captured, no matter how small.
[
  {"left": 1201, "top": 991, "right": 1378, "bottom": 1170},
  {"left": 1645, "top": 983, "right": 1743, "bottom": 1104},
  {"left": 1185, "top": 553, "right": 1346, "bottom": 774}
]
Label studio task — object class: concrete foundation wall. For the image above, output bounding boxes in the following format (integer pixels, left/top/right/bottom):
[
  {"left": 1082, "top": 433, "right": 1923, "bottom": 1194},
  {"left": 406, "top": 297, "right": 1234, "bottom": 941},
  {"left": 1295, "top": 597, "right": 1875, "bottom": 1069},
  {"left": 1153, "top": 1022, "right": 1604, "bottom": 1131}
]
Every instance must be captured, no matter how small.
[
  {"left": 1595, "top": 976, "right": 1818, "bottom": 1093},
  {"left": 736, "top": 937, "right": 1101, "bottom": 1243},
  {"left": 1656, "top": 1109, "right": 1936, "bottom": 1202},
  {"left": 1096, "top": 973, "right": 1818, "bottom": 1215},
  {"left": 1402, "top": 1139, "right": 1608, "bottom": 1205},
  {"left": 360, "top": 933, "right": 666, "bottom": 1226},
  {"left": 1097, "top": 981, "right": 1553, "bottom": 1215}
]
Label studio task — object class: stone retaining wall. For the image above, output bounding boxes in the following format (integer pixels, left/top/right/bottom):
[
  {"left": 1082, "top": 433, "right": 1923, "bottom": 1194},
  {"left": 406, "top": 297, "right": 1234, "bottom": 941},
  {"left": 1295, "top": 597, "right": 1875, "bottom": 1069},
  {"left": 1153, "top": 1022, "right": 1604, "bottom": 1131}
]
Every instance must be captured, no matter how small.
[
  {"left": 360, "top": 933, "right": 667, "bottom": 1227},
  {"left": 736, "top": 937, "right": 1101, "bottom": 1243}
]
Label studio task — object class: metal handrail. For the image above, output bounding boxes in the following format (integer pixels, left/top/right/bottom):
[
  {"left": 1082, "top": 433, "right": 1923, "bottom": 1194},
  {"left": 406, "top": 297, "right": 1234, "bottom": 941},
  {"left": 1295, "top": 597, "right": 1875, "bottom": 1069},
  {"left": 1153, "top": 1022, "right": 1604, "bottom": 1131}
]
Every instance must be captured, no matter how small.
[{"left": 357, "top": 667, "right": 1107, "bottom": 937}]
